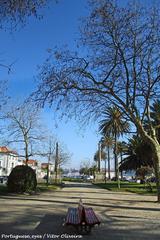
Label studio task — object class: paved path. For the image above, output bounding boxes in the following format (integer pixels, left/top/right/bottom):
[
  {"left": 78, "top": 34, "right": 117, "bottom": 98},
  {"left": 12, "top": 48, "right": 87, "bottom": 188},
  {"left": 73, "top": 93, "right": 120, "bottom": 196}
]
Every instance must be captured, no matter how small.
[{"left": 0, "top": 182, "right": 160, "bottom": 240}]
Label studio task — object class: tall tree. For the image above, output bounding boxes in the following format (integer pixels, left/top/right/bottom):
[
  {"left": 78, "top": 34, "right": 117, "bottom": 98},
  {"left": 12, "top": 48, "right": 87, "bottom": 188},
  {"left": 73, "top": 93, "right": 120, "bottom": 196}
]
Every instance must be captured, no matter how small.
[
  {"left": 33, "top": 0, "right": 160, "bottom": 201},
  {"left": 99, "top": 106, "right": 129, "bottom": 180},
  {"left": 101, "top": 135, "right": 114, "bottom": 180},
  {"left": 40, "top": 137, "right": 70, "bottom": 183},
  {"left": 53, "top": 142, "right": 71, "bottom": 182},
  {"left": 117, "top": 141, "right": 128, "bottom": 179},
  {"left": 4, "top": 102, "right": 45, "bottom": 163},
  {"left": 40, "top": 135, "right": 56, "bottom": 185},
  {"left": 94, "top": 148, "right": 106, "bottom": 172}
]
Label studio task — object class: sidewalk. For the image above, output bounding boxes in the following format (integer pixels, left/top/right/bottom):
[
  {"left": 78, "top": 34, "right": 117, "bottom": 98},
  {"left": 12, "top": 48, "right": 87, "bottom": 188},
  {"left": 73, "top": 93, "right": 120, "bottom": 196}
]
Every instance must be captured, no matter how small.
[{"left": 0, "top": 182, "right": 160, "bottom": 239}]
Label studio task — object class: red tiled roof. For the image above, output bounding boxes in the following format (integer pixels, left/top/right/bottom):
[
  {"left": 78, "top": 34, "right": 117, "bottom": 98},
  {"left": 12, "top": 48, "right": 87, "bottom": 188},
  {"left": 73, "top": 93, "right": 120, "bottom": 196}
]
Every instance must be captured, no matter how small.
[
  {"left": 0, "top": 146, "right": 18, "bottom": 155},
  {"left": 23, "top": 159, "right": 37, "bottom": 166},
  {"left": 41, "top": 163, "right": 48, "bottom": 169},
  {"left": 41, "top": 163, "right": 48, "bottom": 166}
]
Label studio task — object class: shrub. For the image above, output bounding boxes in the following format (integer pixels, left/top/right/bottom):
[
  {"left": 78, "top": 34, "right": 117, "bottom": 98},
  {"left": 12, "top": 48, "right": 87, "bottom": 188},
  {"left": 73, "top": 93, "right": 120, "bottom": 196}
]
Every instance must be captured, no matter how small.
[{"left": 7, "top": 165, "right": 37, "bottom": 193}]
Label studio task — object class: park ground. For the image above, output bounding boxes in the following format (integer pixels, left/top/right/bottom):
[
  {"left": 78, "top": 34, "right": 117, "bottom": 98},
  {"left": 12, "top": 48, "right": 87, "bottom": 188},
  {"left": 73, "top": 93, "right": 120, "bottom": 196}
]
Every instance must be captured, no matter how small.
[{"left": 0, "top": 182, "right": 160, "bottom": 240}]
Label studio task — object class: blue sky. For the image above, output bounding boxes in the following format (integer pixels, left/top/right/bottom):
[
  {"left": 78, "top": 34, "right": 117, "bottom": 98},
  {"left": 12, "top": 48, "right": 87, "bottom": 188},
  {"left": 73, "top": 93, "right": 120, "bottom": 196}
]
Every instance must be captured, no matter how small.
[
  {"left": 0, "top": 0, "right": 100, "bottom": 169},
  {"left": 0, "top": 0, "right": 154, "bottom": 169}
]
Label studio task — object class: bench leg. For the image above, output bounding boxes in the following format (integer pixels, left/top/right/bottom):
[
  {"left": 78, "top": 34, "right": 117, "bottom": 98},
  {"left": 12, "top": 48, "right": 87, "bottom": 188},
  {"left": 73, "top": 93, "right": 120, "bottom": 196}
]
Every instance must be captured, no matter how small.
[
  {"left": 84, "top": 225, "right": 92, "bottom": 234},
  {"left": 77, "top": 225, "right": 92, "bottom": 234}
]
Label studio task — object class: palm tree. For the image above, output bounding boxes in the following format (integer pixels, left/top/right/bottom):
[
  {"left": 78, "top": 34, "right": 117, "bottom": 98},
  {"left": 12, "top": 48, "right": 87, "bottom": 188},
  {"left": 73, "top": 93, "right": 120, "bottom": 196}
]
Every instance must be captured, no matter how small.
[
  {"left": 94, "top": 149, "right": 106, "bottom": 172},
  {"left": 99, "top": 106, "right": 130, "bottom": 181},
  {"left": 119, "top": 135, "right": 153, "bottom": 172},
  {"left": 101, "top": 135, "right": 114, "bottom": 181},
  {"left": 119, "top": 101, "right": 159, "bottom": 183},
  {"left": 136, "top": 167, "right": 153, "bottom": 184}
]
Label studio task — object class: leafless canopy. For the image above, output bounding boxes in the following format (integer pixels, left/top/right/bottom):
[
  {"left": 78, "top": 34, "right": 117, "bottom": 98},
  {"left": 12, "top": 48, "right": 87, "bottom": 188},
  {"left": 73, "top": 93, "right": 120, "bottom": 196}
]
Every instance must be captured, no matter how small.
[
  {"left": 55, "top": 143, "right": 71, "bottom": 167},
  {"left": 33, "top": 0, "right": 160, "bottom": 131},
  {"left": 4, "top": 102, "right": 45, "bottom": 161},
  {"left": 0, "top": 0, "right": 53, "bottom": 30}
]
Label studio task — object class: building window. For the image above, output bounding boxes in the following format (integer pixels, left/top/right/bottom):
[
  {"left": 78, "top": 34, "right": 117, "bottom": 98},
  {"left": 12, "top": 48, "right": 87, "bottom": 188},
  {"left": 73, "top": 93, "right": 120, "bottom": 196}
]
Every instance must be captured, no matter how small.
[{"left": 11, "top": 162, "right": 14, "bottom": 169}]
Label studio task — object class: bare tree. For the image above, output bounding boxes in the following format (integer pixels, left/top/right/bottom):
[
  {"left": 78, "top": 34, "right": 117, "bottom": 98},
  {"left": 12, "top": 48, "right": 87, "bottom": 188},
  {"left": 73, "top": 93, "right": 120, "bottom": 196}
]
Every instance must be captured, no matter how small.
[
  {"left": 52, "top": 141, "right": 70, "bottom": 183},
  {"left": 35, "top": 134, "right": 70, "bottom": 184},
  {"left": 4, "top": 102, "right": 45, "bottom": 163},
  {"left": 0, "top": 0, "right": 56, "bottom": 30},
  {"left": 38, "top": 135, "right": 56, "bottom": 184},
  {"left": 33, "top": 1, "right": 160, "bottom": 201},
  {"left": 0, "top": 0, "right": 57, "bottom": 72},
  {"left": 54, "top": 142, "right": 71, "bottom": 168}
]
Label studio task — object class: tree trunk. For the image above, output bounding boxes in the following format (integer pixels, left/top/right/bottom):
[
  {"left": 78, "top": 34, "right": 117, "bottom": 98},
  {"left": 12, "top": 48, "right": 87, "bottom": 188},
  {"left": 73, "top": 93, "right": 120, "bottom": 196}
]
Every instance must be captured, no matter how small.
[
  {"left": 47, "top": 154, "right": 50, "bottom": 186},
  {"left": 120, "top": 152, "right": 123, "bottom": 180},
  {"left": 151, "top": 144, "right": 160, "bottom": 202},
  {"left": 25, "top": 139, "right": 29, "bottom": 165},
  {"left": 114, "top": 132, "right": 118, "bottom": 180},
  {"left": 98, "top": 142, "right": 101, "bottom": 172},
  {"left": 114, "top": 131, "right": 120, "bottom": 188},
  {"left": 104, "top": 157, "right": 107, "bottom": 184},
  {"left": 141, "top": 133, "right": 160, "bottom": 202},
  {"left": 54, "top": 142, "right": 59, "bottom": 183},
  {"left": 135, "top": 120, "right": 160, "bottom": 202}
]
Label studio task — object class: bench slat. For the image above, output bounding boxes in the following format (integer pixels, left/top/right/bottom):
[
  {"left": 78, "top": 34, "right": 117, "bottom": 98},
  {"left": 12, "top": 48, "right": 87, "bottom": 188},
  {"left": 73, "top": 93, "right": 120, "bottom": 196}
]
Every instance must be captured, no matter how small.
[
  {"left": 66, "top": 208, "right": 81, "bottom": 225},
  {"left": 84, "top": 208, "right": 100, "bottom": 225}
]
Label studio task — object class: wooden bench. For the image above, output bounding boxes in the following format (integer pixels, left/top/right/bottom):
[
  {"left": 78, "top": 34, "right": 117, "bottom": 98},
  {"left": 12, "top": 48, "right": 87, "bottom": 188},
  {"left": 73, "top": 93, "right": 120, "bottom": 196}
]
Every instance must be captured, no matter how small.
[{"left": 64, "top": 200, "right": 100, "bottom": 234}]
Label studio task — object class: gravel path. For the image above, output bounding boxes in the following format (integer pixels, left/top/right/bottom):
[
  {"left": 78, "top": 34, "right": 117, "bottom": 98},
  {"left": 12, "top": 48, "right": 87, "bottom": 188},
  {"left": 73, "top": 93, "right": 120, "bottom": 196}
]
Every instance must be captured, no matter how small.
[{"left": 0, "top": 182, "right": 160, "bottom": 240}]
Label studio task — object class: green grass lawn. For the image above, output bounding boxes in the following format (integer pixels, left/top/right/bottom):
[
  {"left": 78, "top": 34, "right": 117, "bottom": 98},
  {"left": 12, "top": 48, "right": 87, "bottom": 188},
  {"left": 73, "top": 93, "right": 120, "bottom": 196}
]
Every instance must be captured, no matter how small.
[
  {"left": 0, "top": 183, "right": 60, "bottom": 195},
  {"left": 62, "top": 177, "right": 84, "bottom": 182},
  {"left": 37, "top": 183, "right": 63, "bottom": 192},
  {"left": 94, "top": 181, "right": 157, "bottom": 195}
]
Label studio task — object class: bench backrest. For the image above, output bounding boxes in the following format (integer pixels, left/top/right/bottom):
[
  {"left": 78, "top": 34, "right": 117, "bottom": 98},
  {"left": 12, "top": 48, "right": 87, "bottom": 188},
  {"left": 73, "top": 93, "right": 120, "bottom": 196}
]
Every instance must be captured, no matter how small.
[{"left": 78, "top": 199, "right": 85, "bottom": 222}]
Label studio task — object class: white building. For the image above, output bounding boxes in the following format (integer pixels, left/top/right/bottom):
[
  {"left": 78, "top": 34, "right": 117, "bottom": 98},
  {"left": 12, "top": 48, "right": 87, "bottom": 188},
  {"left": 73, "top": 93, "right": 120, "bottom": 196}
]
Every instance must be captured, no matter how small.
[
  {"left": 0, "top": 146, "right": 23, "bottom": 177},
  {"left": 0, "top": 147, "right": 53, "bottom": 180},
  {"left": 23, "top": 160, "right": 51, "bottom": 179},
  {"left": 41, "top": 162, "right": 55, "bottom": 178},
  {"left": 23, "top": 159, "right": 41, "bottom": 177}
]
